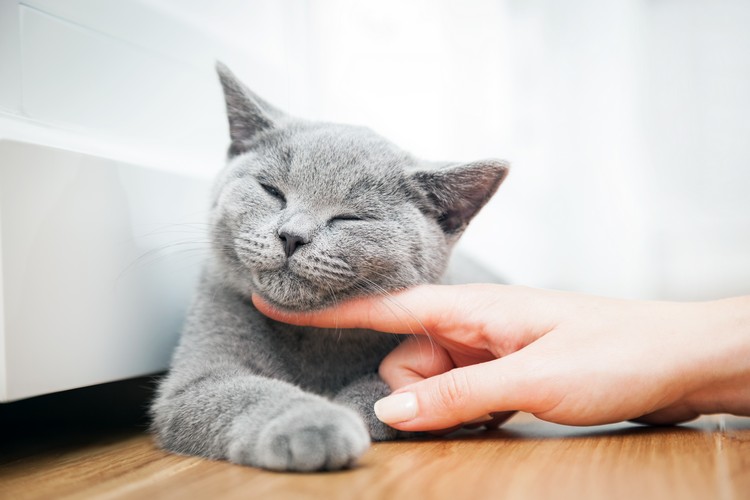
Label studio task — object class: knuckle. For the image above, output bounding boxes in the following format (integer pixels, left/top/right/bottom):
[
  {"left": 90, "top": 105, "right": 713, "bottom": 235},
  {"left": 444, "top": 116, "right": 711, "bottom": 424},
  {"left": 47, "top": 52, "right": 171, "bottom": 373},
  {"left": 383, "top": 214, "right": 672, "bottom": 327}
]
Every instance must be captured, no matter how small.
[
  {"left": 434, "top": 369, "right": 471, "bottom": 410},
  {"left": 378, "top": 338, "right": 423, "bottom": 387},
  {"left": 378, "top": 352, "right": 398, "bottom": 382},
  {"left": 379, "top": 339, "right": 410, "bottom": 371}
]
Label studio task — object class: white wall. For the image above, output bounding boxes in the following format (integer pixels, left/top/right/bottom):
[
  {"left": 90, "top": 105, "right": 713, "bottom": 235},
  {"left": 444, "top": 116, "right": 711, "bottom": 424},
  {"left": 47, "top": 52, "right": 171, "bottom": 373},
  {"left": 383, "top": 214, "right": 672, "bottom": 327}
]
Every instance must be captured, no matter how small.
[{"left": 486, "top": 0, "right": 750, "bottom": 301}]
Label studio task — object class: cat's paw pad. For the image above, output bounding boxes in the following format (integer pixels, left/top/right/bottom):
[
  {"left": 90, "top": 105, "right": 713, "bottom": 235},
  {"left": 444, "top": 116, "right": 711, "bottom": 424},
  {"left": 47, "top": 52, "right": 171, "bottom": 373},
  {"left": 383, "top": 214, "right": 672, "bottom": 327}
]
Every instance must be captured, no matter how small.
[{"left": 232, "top": 402, "right": 370, "bottom": 472}]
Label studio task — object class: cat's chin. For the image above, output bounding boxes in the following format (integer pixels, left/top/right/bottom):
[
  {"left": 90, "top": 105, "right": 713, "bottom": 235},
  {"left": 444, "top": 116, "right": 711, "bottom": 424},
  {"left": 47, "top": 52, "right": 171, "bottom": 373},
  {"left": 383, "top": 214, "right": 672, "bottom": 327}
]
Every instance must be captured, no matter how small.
[
  {"left": 249, "top": 268, "right": 362, "bottom": 312},
  {"left": 252, "top": 291, "right": 335, "bottom": 313},
  {"left": 249, "top": 277, "right": 332, "bottom": 313}
]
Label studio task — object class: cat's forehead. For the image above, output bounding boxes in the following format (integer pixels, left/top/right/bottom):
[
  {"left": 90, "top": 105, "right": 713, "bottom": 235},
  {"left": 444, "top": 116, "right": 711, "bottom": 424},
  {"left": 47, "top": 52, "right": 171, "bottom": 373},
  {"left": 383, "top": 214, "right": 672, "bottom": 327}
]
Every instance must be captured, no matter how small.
[{"left": 256, "top": 123, "right": 412, "bottom": 199}]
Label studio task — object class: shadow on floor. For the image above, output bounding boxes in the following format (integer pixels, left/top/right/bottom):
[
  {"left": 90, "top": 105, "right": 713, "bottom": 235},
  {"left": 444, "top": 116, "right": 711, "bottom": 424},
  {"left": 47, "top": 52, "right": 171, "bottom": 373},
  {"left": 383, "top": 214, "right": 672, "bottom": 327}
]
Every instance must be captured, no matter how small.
[{"left": 0, "top": 375, "right": 162, "bottom": 463}]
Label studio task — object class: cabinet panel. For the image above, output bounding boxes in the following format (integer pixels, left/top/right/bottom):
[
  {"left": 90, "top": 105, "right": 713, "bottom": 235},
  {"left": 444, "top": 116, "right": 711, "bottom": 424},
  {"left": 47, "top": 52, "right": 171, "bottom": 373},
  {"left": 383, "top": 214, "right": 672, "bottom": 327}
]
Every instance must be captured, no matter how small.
[{"left": 0, "top": 140, "right": 210, "bottom": 401}]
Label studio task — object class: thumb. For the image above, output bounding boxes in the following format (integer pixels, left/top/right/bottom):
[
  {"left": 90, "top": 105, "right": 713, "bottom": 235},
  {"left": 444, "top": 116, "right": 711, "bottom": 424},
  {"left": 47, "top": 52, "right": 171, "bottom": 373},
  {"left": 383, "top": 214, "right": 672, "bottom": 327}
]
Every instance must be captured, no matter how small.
[{"left": 374, "top": 356, "right": 533, "bottom": 431}]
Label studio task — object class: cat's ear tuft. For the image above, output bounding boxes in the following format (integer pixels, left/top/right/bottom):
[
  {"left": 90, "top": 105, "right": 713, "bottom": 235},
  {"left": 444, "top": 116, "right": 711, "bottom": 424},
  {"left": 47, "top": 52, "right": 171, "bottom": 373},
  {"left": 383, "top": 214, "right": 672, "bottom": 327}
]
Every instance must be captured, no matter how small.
[
  {"left": 410, "top": 160, "right": 509, "bottom": 235},
  {"left": 216, "top": 61, "right": 284, "bottom": 157}
]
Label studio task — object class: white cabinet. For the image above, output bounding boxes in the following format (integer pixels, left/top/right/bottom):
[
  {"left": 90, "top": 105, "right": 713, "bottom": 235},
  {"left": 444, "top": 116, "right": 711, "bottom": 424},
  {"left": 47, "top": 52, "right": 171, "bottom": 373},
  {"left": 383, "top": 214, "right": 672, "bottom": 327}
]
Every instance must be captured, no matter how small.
[{"left": 0, "top": 139, "right": 208, "bottom": 401}]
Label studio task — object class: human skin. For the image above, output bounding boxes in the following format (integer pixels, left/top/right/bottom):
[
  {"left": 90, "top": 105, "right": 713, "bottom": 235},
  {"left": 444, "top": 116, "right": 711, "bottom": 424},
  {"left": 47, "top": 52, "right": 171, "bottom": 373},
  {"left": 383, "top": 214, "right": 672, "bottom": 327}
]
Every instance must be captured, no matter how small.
[{"left": 253, "top": 284, "right": 750, "bottom": 432}]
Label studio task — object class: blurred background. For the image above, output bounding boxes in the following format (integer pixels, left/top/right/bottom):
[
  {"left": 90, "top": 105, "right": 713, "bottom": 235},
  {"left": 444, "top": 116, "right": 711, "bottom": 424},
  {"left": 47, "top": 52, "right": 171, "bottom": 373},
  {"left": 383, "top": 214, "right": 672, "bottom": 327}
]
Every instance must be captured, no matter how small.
[
  {"left": 1, "top": 0, "right": 749, "bottom": 399},
  {"left": 90, "top": 0, "right": 750, "bottom": 301}
]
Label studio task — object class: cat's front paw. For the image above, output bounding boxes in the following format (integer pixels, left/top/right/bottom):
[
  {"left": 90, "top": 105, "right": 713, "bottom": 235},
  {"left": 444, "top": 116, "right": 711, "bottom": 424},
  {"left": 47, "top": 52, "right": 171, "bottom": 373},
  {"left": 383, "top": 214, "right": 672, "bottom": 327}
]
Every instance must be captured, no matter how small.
[
  {"left": 334, "top": 373, "right": 420, "bottom": 441},
  {"left": 229, "top": 401, "right": 370, "bottom": 472}
]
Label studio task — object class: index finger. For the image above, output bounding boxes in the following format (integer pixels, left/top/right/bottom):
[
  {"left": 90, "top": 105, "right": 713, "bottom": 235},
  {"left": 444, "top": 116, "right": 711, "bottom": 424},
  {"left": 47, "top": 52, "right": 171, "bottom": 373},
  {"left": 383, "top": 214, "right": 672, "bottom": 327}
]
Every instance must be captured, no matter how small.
[{"left": 252, "top": 284, "right": 455, "bottom": 335}]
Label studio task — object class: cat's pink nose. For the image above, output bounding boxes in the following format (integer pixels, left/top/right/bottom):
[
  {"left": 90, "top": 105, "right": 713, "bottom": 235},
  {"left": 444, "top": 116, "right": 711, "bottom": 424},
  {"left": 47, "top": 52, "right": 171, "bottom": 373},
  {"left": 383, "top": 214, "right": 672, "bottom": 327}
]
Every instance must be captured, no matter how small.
[{"left": 279, "top": 231, "right": 307, "bottom": 258}]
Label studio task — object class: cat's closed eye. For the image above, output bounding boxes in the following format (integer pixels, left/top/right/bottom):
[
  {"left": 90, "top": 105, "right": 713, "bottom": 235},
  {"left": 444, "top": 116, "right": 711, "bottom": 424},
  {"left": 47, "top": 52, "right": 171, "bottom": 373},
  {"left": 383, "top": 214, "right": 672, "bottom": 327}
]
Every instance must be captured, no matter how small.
[
  {"left": 330, "top": 214, "right": 364, "bottom": 222},
  {"left": 260, "top": 183, "right": 285, "bottom": 202}
]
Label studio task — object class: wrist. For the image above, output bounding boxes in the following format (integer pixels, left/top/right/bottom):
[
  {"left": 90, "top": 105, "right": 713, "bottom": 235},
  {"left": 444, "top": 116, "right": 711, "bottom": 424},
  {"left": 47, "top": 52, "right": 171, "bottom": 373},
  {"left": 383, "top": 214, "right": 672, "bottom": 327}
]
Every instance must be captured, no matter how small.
[{"left": 681, "top": 296, "right": 750, "bottom": 417}]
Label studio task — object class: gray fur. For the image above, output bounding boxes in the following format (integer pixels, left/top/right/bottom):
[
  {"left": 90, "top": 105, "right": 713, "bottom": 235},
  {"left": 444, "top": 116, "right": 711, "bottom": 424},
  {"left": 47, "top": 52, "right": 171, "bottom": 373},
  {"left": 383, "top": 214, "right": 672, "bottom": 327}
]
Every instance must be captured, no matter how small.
[{"left": 151, "top": 63, "right": 508, "bottom": 472}]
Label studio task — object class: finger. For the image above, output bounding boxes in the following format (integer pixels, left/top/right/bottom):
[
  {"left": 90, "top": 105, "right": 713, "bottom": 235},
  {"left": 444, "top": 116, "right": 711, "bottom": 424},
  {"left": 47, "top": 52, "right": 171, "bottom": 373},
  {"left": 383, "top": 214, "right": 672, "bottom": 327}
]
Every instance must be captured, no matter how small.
[
  {"left": 380, "top": 338, "right": 514, "bottom": 432},
  {"left": 254, "top": 284, "right": 562, "bottom": 353},
  {"left": 484, "top": 411, "right": 517, "bottom": 430},
  {"left": 373, "top": 356, "right": 536, "bottom": 431},
  {"left": 630, "top": 406, "right": 700, "bottom": 426},
  {"left": 428, "top": 425, "right": 464, "bottom": 436},
  {"left": 253, "top": 285, "right": 464, "bottom": 336},
  {"left": 378, "top": 336, "right": 455, "bottom": 390}
]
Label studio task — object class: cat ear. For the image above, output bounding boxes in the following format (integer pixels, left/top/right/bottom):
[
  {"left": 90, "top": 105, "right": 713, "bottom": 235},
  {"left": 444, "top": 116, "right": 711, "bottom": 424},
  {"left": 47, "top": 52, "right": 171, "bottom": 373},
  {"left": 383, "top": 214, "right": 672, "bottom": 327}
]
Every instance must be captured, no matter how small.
[
  {"left": 410, "top": 160, "right": 509, "bottom": 235},
  {"left": 216, "top": 61, "right": 285, "bottom": 157}
]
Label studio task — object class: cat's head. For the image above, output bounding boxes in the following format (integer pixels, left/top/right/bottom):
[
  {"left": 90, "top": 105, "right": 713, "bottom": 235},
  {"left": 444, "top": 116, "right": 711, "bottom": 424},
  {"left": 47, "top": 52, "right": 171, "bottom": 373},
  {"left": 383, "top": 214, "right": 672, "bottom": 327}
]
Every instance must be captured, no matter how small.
[{"left": 211, "top": 63, "right": 508, "bottom": 311}]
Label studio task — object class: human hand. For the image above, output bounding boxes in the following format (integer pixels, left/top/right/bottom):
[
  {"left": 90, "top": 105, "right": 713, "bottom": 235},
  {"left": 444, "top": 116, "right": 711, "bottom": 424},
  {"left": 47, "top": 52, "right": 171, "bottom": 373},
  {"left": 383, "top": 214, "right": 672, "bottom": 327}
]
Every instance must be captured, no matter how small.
[{"left": 253, "top": 284, "right": 750, "bottom": 432}]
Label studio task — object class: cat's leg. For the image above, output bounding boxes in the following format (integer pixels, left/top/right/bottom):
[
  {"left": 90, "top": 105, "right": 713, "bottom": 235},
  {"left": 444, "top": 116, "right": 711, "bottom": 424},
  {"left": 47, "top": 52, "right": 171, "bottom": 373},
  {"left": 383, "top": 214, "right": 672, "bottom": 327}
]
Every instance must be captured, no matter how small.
[
  {"left": 334, "top": 373, "right": 418, "bottom": 441},
  {"left": 151, "top": 365, "right": 370, "bottom": 471}
]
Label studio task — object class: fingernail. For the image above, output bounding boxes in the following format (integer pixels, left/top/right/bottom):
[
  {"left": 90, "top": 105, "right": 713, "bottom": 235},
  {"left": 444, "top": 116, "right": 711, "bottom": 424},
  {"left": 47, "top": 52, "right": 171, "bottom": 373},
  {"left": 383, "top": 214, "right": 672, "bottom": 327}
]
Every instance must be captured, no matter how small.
[
  {"left": 465, "top": 414, "right": 493, "bottom": 425},
  {"left": 374, "top": 393, "right": 418, "bottom": 424}
]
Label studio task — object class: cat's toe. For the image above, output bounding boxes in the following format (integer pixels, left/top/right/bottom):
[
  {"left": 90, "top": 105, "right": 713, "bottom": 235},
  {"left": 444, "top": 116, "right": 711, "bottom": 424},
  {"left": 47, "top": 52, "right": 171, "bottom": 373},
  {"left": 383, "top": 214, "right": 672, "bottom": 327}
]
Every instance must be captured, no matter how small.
[
  {"left": 249, "top": 402, "right": 370, "bottom": 472},
  {"left": 358, "top": 409, "right": 420, "bottom": 441},
  {"left": 367, "top": 416, "right": 400, "bottom": 441}
]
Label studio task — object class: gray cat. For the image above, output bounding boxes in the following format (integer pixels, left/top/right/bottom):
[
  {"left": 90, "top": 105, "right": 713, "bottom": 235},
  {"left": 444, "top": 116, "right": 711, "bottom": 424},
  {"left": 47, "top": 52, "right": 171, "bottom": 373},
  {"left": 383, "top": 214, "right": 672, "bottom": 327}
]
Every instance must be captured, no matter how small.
[{"left": 150, "top": 63, "right": 508, "bottom": 472}]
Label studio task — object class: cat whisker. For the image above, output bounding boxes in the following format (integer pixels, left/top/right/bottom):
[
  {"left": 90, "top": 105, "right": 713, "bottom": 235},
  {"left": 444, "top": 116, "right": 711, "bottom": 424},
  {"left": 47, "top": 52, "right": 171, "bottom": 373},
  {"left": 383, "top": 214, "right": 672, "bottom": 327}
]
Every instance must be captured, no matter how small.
[
  {"left": 118, "top": 241, "right": 216, "bottom": 280},
  {"left": 324, "top": 282, "right": 342, "bottom": 343},
  {"left": 133, "top": 221, "right": 216, "bottom": 239},
  {"left": 357, "top": 277, "right": 439, "bottom": 362}
]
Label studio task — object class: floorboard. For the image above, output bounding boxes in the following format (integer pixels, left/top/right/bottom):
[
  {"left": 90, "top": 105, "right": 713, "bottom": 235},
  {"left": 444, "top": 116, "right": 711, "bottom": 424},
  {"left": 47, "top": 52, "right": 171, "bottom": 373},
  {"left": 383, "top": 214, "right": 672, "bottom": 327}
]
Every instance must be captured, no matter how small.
[{"left": 2, "top": 411, "right": 748, "bottom": 500}]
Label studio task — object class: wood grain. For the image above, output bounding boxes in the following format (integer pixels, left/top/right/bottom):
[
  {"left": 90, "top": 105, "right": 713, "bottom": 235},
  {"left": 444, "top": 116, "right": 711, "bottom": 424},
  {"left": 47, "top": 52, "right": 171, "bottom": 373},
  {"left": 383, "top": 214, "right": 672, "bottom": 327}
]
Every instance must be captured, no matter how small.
[{"left": 1, "top": 413, "right": 748, "bottom": 500}]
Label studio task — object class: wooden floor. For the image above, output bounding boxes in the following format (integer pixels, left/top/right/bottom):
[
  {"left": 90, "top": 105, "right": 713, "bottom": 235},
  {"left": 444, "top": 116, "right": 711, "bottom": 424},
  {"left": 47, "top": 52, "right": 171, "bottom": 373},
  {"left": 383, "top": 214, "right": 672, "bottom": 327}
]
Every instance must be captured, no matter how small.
[{"left": 1, "top": 410, "right": 748, "bottom": 500}]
